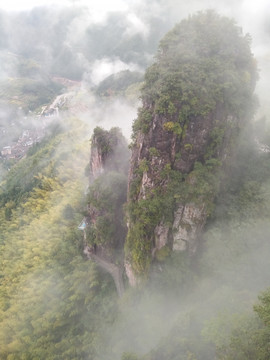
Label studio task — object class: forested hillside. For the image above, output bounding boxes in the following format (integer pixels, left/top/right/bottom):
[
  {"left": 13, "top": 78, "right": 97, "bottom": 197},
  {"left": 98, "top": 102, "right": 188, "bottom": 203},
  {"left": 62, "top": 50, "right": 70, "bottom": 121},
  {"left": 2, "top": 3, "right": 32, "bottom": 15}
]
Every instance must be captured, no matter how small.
[
  {"left": 0, "top": 117, "right": 128, "bottom": 359},
  {"left": 0, "top": 4, "right": 270, "bottom": 360}
]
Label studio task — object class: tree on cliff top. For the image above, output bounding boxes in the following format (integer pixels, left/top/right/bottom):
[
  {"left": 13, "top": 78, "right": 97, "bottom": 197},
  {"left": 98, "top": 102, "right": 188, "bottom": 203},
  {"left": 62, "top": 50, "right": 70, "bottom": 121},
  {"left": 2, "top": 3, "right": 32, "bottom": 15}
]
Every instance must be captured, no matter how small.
[{"left": 134, "top": 11, "right": 257, "bottom": 137}]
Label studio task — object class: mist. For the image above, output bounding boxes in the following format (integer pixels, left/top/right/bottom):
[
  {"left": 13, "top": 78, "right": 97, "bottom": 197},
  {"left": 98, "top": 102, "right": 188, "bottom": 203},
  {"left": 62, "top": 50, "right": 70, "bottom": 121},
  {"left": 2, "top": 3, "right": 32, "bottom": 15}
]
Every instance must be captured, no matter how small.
[{"left": 0, "top": 1, "right": 270, "bottom": 360}]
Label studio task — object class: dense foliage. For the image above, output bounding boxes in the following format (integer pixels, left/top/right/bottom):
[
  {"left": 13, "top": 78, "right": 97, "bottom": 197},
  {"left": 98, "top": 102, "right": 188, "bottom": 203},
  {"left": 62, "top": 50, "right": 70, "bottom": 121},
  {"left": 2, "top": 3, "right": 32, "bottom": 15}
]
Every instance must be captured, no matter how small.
[
  {"left": 134, "top": 11, "right": 257, "bottom": 137},
  {"left": 86, "top": 172, "right": 127, "bottom": 249},
  {"left": 0, "top": 119, "right": 119, "bottom": 359}
]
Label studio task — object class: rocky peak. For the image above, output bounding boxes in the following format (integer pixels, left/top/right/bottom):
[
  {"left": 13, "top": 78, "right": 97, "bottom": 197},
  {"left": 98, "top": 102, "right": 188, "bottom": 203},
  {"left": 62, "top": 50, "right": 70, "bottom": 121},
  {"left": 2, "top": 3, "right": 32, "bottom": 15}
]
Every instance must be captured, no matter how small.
[
  {"left": 84, "top": 126, "right": 130, "bottom": 296},
  {"left": 89, "top": 126, "right": 129, "bottom": 182},
  {"left": 125, "top": 11, "right": 257, "bottom": 285}
]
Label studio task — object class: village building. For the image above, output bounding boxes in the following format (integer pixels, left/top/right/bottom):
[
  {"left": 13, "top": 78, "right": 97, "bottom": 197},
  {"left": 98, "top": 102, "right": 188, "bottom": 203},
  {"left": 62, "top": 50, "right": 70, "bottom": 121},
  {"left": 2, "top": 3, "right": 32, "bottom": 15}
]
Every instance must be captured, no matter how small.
[{"left": 1, "top": 146, "right": 11, "bottom": 156}]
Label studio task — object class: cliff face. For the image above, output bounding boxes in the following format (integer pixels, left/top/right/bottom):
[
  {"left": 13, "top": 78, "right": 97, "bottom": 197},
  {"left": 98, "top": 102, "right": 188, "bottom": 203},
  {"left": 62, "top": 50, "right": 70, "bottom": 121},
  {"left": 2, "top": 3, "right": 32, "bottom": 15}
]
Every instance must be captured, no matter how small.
[
  {"left": 89, "top": 126, "right": 129, "bottom": 182},
  {"left": 84, "top": 127, "right": 129, "bottom": 296},
  {"left": 128, "top": 106, "right": 235, "bottom": 254},
  {"left": 125, "top": 11, "right": 257, "bottom": 284}
]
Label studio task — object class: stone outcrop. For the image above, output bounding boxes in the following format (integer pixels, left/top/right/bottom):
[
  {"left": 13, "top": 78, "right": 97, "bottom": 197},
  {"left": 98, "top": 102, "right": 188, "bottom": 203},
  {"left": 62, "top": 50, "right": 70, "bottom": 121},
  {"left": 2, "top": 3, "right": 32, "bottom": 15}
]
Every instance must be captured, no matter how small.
[
  {"left": 83, "top": 127, "right": 129, "bottom": 296},
  {"left": 125, "top": 11, "right": 257, "bottom": 285},
  {"left": 125, "top": 106, "right": 224, "bottom": 284},
  {"left": 172, "top": 203, "right": 207, "bottom": 252},
  {"left": 89, "top": 126, "right": 129, "bottom": 183}
]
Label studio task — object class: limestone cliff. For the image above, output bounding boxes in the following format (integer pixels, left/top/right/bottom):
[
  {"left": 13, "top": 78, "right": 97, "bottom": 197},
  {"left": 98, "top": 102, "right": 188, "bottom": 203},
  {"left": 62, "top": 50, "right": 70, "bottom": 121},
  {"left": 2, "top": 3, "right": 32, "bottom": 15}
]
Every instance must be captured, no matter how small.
[
  {"left": 84, "top": 127, "right": 129, "bottom": 296},
  {"left": 89, "top": 126, "right": 129, "bottom": 182},
  {"left": 125, "top": 11, "right": 257, "bottom": 284}
]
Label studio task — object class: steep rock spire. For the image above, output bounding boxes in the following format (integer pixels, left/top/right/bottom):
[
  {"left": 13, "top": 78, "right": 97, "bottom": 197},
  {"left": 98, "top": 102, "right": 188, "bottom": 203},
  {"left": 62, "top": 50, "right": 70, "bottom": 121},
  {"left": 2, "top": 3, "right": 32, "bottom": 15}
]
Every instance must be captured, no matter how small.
[
  {"left": 125, "top": 11, "right": 258, "bottom": 285},
  {"left": 84, "top": 127, "right": 130, "bottom": 296}
]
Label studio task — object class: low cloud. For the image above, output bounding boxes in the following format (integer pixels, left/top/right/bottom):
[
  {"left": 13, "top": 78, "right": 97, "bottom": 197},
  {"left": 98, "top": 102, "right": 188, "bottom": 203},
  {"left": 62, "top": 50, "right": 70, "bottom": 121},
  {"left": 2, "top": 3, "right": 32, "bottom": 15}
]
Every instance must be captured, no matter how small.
[
  {"left": 86, "top": 57, "right": 142, "bottom": 85},
  {"left": 124, "top": 13, "right": 150, "bottom": 38}
]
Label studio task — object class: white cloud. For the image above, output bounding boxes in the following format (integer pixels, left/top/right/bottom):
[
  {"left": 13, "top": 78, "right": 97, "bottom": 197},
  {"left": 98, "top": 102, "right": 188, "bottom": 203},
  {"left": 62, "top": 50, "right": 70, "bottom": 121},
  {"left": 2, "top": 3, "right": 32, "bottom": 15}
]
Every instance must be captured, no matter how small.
[
  {"left": 88, "top": 58, "right": 141, "bottom": 85},
  {"left": 124, "top": 13, "right": 150, "bottom": 38},
  {"left": 0, "top": 0, "right": 128, "bottom": 19},
  {"left": 0, "top": 0, "right": 70, "bottom": 11}
]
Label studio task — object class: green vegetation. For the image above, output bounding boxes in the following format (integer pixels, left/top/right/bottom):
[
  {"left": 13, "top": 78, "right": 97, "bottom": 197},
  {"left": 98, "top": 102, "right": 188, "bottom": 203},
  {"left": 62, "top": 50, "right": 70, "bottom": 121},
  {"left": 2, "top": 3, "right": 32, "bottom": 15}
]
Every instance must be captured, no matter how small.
[
  {"left": 126, "top": 188, "right": 166, "bottom": 274},
  {"left": 132, "top": 107, "right": 153, "bottom": 136},
  {"left": 0, "top": 125, "right": 63, "bottom": 206},
  {"left": 133, "top": 11, "right": 257, "bottom": 139},
  {"left": 0, "top": 54, "right": 62, "bottom": 113},
  {"left": 86, "top": 172, "right": 127, "bottom": 250},
  {"left": 149, "top": 147, "right": 160, "bottom": 157},
  {"left": 0, "top": 118, "right": 121, "bottom": 360},
  {"left": 0, "top": 8, "right": 270, "bottom": 360},
  {"left": 91, "top": 126, "right": 121, "bottom": 157},
  {"left": 0, "top": 77, "right": 62, "bottom": 112},
  {"left": 163, "top": 121, "right": 182, "bottom": 135}
]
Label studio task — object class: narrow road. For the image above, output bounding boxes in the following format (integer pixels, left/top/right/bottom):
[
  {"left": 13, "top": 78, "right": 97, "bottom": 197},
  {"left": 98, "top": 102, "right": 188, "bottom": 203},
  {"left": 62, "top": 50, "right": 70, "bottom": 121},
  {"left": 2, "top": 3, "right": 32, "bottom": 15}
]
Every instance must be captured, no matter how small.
[{"left": 84, "top": 245, "right": 124, "bottom": 297}]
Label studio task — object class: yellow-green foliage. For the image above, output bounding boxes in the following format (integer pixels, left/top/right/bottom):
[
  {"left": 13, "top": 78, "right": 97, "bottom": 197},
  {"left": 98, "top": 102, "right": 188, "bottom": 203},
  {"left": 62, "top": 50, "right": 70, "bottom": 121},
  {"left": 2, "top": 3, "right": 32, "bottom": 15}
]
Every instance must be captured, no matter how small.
[
  {"left": 184, "top": 143, "right": 193, "bottom": 151},
  {"left": 0, "top": 118, "right": 119, "bottom": 360},
  {"left": 163, "top": 121, "right": 182, "bottom": 135},
  {"left": 149, "top": 147, "right": 160, "bottom": 157}
]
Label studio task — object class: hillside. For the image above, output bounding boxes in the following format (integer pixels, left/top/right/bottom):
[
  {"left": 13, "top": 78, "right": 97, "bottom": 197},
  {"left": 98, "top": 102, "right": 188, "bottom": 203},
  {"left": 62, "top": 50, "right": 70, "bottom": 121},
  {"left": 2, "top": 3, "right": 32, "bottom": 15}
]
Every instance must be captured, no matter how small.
[{"left": 0, "top": 8, "right": 270, "bottom": 360}]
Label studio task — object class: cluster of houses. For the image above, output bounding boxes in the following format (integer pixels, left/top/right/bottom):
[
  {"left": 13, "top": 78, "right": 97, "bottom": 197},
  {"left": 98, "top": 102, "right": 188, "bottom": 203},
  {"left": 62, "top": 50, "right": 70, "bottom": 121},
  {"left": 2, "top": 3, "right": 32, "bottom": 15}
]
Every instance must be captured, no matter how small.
[
  {"left": 0, "top": 85, "right": 76, "bottom": 161},
  {"left": 0, "top": 96, "right": 63, "bottom": 160},
  {"left": 1, "top": 128, "right": 44, "bottom": 160}
]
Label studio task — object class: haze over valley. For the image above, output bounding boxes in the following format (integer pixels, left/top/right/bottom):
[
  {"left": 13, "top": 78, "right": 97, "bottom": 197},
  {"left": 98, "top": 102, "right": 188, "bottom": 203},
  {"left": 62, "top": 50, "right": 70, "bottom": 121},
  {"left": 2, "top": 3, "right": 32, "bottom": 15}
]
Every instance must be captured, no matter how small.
[{"left": 0, "top": 1, "right": 270, "bottom": 360}]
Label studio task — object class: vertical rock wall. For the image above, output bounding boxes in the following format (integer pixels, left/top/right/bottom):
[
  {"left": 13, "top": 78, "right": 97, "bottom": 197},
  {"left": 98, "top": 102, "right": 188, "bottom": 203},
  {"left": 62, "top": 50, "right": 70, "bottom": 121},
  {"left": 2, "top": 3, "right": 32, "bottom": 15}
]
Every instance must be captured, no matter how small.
[{"left": 84, "top": 127, "right": 130, "bottom": 296}]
